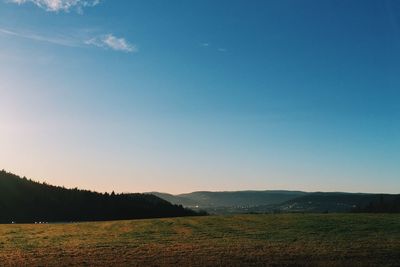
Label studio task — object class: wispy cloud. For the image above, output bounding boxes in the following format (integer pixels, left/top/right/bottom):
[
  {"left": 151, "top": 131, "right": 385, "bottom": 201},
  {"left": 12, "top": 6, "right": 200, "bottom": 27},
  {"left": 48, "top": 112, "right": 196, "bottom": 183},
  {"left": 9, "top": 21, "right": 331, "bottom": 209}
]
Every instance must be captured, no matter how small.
[
  {"left": 7, "top": 0, "right": 101, "bottom": 13},
  {"left": 0, "top": 27, "right": 137, "bottom": 53},
  {"left": 218, "top": 48, "right": 227, "bottom": 52},
  {"left": 85, "top": 34, "right": 137, "bottom": 53}
]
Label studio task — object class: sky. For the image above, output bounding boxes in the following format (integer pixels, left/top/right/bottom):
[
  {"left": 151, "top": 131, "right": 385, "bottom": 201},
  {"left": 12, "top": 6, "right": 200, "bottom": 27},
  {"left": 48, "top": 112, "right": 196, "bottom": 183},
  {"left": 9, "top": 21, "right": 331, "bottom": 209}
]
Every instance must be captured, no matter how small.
[{"left": 0, "top": 0, "right": 399, "bottom": 194}]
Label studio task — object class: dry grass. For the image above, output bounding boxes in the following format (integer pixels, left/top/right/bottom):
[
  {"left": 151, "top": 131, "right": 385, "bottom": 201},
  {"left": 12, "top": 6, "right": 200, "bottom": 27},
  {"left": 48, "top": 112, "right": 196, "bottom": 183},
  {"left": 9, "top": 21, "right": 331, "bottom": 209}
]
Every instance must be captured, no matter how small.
[{"left": 0, "top": 214, "right": 399, "bottom": 266}]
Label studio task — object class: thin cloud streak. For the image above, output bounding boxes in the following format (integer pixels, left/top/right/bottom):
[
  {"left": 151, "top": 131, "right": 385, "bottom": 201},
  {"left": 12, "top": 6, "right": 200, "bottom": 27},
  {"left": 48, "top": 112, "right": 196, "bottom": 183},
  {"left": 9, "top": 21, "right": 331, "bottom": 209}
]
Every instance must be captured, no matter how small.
[{"left": 0, "top": 27, "right": 80, "bottom": 47}]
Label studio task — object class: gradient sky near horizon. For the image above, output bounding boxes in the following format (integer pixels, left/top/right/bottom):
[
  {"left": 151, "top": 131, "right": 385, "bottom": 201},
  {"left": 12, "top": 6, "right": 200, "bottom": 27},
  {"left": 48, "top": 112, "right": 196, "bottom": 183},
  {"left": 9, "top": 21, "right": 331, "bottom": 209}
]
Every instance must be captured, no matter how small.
[{"left": 0, "top": 0, "right": 399, "bottom": 194}]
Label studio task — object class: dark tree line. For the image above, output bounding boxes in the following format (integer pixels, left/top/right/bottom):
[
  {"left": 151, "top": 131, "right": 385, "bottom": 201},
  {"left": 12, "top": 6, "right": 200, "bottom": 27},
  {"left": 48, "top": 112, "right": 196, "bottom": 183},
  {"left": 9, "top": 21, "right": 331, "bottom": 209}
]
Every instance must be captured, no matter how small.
[
  {"left": 352, "top": 194, "right": 400, "bottom": 213},
  {"left": 0, "top": 170, "right": 204, "bottom": 223}
]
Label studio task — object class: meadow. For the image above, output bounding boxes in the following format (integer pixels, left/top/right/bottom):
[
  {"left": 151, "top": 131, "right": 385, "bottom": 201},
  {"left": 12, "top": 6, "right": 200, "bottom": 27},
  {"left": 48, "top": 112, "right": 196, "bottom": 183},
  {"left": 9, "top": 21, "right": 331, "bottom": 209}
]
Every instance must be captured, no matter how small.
[{"left": 0, "top": 214, "right": 399, "bottom": 266}]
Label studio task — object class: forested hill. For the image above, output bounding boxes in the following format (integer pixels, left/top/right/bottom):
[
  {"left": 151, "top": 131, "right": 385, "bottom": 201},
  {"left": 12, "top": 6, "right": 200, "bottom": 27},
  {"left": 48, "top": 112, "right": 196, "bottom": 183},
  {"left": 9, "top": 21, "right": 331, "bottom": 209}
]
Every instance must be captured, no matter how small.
[{"left": 0, "top": 170, "right": 199, "bottom": 223}]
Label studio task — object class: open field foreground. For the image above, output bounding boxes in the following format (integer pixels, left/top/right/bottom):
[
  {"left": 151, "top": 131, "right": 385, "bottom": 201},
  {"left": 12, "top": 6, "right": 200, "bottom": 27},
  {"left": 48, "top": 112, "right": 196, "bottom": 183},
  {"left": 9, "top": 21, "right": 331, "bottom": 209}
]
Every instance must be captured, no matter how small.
[{"left": 0, "top": 214, "right": 399, "bottom": 266}]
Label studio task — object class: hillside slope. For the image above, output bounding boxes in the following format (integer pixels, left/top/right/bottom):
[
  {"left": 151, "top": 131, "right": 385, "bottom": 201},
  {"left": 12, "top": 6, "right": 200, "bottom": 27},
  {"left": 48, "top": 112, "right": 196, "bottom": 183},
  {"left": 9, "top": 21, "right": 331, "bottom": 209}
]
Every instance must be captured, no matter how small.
[{"left": 0, "top": 170, "right": 199, "bottom": 223}]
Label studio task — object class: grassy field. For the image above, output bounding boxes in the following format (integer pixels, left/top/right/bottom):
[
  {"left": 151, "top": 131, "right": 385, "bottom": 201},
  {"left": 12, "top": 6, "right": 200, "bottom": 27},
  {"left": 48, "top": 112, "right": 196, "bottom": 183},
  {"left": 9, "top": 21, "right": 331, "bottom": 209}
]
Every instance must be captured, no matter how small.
[{"left": 0, "top": 214, "right": 399, "bottom": 266}]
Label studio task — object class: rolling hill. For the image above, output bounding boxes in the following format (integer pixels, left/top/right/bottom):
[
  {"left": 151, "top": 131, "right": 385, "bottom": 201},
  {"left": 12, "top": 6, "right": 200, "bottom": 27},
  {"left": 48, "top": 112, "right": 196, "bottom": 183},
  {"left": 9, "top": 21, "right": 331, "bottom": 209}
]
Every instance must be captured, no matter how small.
[{"left": 152, "top": 190, "right": 400, "bottom": 214}]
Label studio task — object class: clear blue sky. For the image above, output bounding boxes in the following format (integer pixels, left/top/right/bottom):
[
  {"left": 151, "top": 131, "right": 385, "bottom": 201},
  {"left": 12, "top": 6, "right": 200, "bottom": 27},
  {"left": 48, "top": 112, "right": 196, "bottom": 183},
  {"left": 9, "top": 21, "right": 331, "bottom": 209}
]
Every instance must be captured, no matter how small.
[{"left": 0, "top": 0, "right": 399, "bottom": 193}]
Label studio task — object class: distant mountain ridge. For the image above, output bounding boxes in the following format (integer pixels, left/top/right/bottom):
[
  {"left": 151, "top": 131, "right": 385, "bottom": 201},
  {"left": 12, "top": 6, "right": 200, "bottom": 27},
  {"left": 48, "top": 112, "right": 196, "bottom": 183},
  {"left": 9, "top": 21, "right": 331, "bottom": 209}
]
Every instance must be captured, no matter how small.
[
  {"left": 151, "top": 190, "right": 400, "bottom": 214},
  {"left": 0, "top": 170, "right": 200, "bottom": 223}
]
